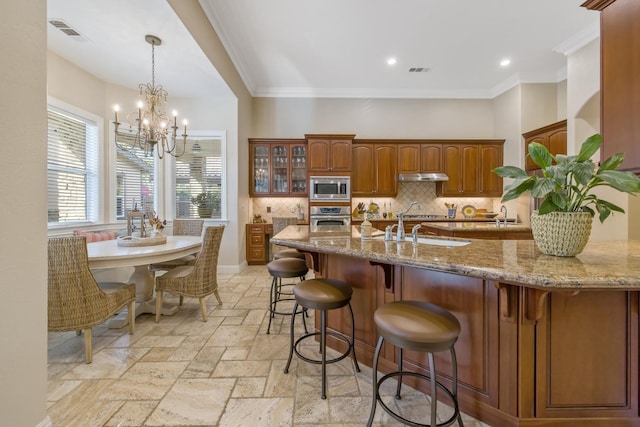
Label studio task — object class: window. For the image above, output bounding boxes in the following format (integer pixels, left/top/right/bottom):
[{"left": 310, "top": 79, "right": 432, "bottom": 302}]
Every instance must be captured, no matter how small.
[
  {"left": 47, "top": 107, "right": 98, "bottom": 224},
  {"left": 115, "top": 133, "right": 155, "bottom": 219},
  {"left": 175, "top": 137, "right": 223, "bottom": 219}
]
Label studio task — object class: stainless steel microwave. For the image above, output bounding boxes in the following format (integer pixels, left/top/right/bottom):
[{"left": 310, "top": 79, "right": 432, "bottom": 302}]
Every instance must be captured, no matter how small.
[{"left": 309, "top": 176, "right": 350, "bottom": 201}]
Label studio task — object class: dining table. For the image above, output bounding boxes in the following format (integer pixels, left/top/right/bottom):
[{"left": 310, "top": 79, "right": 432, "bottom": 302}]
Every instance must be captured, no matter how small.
[{"left": 86, "top": 235, "right": 202, "bottom": 328}]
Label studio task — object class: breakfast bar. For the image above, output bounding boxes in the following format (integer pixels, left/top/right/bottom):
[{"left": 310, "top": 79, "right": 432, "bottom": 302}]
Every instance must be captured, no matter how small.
[{"left": 272, "top": 225, "right": 640, "bottom": 427}]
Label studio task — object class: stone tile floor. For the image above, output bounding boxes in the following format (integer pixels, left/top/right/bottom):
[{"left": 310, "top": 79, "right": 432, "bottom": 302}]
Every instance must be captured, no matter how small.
[{"left": 47, "top": 265, "right": 491, "bottom": 426}]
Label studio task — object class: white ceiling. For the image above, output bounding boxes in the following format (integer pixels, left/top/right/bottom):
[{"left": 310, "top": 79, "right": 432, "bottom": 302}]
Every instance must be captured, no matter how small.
[{"left": 47, "top": 0, "right": 600, "bottom": 100}]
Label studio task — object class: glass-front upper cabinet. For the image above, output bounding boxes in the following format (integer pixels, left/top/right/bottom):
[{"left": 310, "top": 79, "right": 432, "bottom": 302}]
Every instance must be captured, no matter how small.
[
  {"left": 252, "top": 144, "right": 269, "bottom": 194},
  {"left": 291, "top": 144, "right": 307, "bottom": 194},
  {"left": 249, "top": 139, "right": 307, "bottom": 196}
]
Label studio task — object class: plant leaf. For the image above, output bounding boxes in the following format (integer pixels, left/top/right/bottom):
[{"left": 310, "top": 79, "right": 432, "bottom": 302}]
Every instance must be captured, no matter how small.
[
  {"left": 597, "top": 199, "right": 625, "bottom": 213},
  {"left": 528, "top": 142, "right": 553, "bottom": 169},
  {"left": 538, "top": 197, "right": 560, "bottom": 214},
  {"left": 549, "top": 191, "right": 568, "bottom": 210},
  {"left": 500, "top": 177, "right": 536, "bottom": 202},
  {"left": 597, "top": 170, "right": 640, "bottom": 193},
  {"left": 599, "top": 152, "right": 625, "bottom": 171},
  {"left": 573, "top": 161, "right": 596, "bottom": 186},
  {"left": 530, "top": 177, "right": 556, "bottom": 198},
  {"left": 492, "top": 165, "right": 528, "bottom": 179},
  {"left": 576, "top": 134, "right": 602, "bottom": 162}
]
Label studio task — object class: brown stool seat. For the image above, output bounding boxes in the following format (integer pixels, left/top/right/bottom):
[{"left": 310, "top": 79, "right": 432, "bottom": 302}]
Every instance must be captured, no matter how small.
[
  {"left": 267, "top": 258, "right": 308, "bottom": 279},
  {"left": 375, "top": 301, "right": 460, "bottom": 353},
  {"left": 273, "top": 249, "right": 305, "bottom": 260},
  {"left": 293, "top": 278, "right": 353, "bottom": 310}
]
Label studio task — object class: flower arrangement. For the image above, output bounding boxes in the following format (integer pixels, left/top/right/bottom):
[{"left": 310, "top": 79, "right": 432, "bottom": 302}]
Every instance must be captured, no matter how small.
[{"left": 148, "top": 212, "right": 166, "bottom": 230}]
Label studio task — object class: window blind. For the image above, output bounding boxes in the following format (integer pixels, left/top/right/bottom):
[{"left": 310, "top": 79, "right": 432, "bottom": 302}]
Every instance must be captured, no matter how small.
[
  {"left": 47, "top": 108, "right": 98, "bottom": 223},
  {"left": 116, "top": 132, "right": 155, "bottom": 219},
  {"left": 175, "top": 138, "right": 223, "bottom": 219}
]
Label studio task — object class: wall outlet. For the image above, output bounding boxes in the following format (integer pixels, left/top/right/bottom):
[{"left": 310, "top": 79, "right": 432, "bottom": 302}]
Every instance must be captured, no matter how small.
[{"left": 267, "top": 206, "right": 271, "bottom": 213}]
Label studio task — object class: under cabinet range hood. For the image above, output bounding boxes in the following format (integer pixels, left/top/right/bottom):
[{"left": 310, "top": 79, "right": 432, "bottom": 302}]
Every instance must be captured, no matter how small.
[{"left": 398, "top": 173, "right": 449, "bottom": 182}]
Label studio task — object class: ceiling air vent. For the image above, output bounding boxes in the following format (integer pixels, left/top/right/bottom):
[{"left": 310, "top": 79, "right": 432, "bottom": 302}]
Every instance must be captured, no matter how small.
[
  {"left": 408, "top": 67, "right": 431, "bottom": 73},
  {"left": 48, "top": 19, "right": 87, "bottom": 41}
]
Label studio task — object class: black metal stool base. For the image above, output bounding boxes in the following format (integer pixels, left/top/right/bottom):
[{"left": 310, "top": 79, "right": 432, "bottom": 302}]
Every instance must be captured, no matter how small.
[
  {"left": 375, "top": 371, "right": 460, "bottom": 427},
  {"left": 290, "top": 330, "right": 354, "bottom": 366},
  {"left": 267, "top": 277, "right": 307, "bottom": 335},
  {"left": 284, "top": 302, "right": 360, "bottom": 399}
]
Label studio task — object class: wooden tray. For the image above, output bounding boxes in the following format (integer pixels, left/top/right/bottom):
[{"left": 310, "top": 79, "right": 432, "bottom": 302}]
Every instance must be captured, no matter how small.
[{"left": 117, "top": 234, "right": 167, "bottom": 247}]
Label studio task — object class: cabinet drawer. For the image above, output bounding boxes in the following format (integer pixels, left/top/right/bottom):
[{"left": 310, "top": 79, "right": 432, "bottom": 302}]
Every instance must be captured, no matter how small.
[
  {"left": 249, "top": 225, "right": 264, "bottom": 234},
  {"left": 250, "top": 234, "right": 265, "bottom": 245},
  {"left": 250, "top": 248, "right": 265, "bottom": 260}
]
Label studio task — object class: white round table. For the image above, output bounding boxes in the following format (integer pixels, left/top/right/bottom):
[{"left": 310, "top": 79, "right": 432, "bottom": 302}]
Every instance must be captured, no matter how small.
[{"left": 87, "top": 235, "right": 202, "bottom": 327}]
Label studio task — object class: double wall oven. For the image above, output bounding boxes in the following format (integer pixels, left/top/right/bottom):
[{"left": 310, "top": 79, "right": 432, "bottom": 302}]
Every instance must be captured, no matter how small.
[{"left": 309, "top": 206, "right": 351, "bottom": 226}]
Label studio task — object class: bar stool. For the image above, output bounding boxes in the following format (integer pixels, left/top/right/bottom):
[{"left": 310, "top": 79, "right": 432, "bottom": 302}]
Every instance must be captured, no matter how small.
[
  {"left": 284, "top": 278, "right": 360, "bottom": 399},
  {"left": 273, "top": 248, "right": 305, "bottom": 260},
  {"left": 266, "top": 257, "right": 309, "bottom": 334},
  {"left": 367, "top": 301, "right": 463, "bottom": 427}
]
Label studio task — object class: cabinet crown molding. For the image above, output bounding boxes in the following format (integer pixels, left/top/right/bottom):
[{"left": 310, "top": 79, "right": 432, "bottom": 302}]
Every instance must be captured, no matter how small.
[{"left": 581, "top": 0, "right": 616, "bottom": 11}]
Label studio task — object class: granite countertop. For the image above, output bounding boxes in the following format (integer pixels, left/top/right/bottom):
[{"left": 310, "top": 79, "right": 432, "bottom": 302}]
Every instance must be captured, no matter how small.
[
  {"left": 420, "top": 222, "right": 532, "bottom": 232},
  {"left": 271, "top": 225, "right": 640, "bottom": 290},
  {"left": 351, "top": 217, "right": 513, "bottom": 223}
]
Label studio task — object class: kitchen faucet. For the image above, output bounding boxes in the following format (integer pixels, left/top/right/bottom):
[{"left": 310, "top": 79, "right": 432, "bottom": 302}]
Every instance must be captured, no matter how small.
[
  {"left": 396, "top": 201, "right": 420, "bottom": 241},
  {"left": 411, "top": 224, "right": 422, "bottom": 243},
  {"left": 500, "top": 205, "right": 508, "bottom": 227}
]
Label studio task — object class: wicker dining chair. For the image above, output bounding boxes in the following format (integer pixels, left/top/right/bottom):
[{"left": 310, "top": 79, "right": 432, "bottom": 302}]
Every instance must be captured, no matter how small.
[
  {"left": 48, "top": 236, "right": 135, "bottom": 363},
  {"left": 149, "top": 219, "right": 204, "bottom": 273},
  {"left": 155, "top": 225, "right": 225, "bottom": 322}
]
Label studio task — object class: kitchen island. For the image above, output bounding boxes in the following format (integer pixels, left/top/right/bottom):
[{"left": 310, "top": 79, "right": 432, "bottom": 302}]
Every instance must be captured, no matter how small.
[{"left": 272, "top": 225, "right": 640, "bottom": 427}]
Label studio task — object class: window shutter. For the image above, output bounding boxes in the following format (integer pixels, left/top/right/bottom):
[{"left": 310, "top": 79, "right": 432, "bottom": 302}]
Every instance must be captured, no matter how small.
[
  {"left": 47, "top": 108, "right": 98, "bottom": 223},
  {"left": 116, "top": 133, "right": 155, "bottom": 219},
  {"left": 175, "top": 138, "right": 222, "bottom": 219}
]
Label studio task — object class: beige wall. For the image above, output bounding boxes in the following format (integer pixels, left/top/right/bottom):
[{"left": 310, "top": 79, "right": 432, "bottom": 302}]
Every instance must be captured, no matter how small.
[
  {"left": 0, "top": 1, "right": 49, "bottom": 426},
  {"left": 252, "top": 97, "right": 495, "bottom": 139},
  {"left": 521, "top": 83, "right": 559, "bottom": 133}
]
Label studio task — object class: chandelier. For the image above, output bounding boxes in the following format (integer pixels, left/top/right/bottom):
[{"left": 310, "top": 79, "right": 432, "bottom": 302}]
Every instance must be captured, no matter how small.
[{"left": 113, "top": 35, "right": 187, "bottom": 159}]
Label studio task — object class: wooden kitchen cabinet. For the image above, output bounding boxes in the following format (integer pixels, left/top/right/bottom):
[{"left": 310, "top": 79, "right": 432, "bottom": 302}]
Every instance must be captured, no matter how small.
[
  {"left": 436, "top": 140, "right": 504, "bottom": 197},
  {"left": 583, "top": 0, "right": 640, "bottom": 172},
  {"left": 305, "top": 134, "right": 354, "bottom": 173},
  {"left": 351, "top": 143, "right": 398, "bottom": 196},
  {"left": 249, "top": 139, "right": 307, "bottom": 197},
  {"left": 246, "top": 223, "right": 273, "bottom": 264},
  {"left": 398, "top": 143, "right": 443, "bottom": 174},
  {"left": 522, "top": 120, "right": 567, "bottom": 171}
]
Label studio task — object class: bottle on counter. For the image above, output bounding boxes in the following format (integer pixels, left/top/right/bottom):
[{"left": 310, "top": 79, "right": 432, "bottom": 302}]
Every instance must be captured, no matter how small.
[{"left": 360, "top": 214, "right": 373, "bottom": 240}]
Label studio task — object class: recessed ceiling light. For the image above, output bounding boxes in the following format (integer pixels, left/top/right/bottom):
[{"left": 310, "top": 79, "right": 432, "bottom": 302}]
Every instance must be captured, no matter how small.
[
  {"left": 500, "top": 58, "right": 511, "bottom": 67},
  {"left": 387, "top": 57, "right": 397, "bottom": 66}
]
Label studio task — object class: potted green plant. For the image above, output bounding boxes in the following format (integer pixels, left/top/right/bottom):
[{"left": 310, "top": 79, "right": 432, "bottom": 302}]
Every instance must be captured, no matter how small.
[
  {"left": 191, "top": 192, "right": 215, "bottom": 218},
  {"left": 493, "top": 134, "right": 640, "bottom": 256}
]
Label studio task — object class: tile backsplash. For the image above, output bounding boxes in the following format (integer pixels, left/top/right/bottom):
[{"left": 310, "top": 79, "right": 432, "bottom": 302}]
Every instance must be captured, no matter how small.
[
  {"left": 353, "top": 182, "right": 501, "bottom": 217},
  {"left": 250, "top": 182, "right": 504, "bottom": 222}
]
